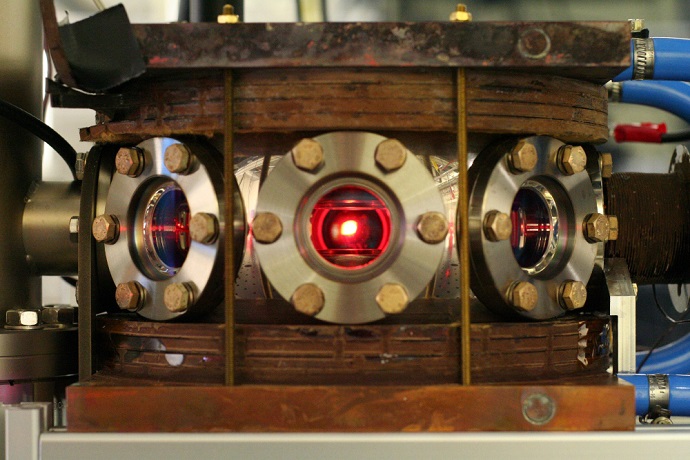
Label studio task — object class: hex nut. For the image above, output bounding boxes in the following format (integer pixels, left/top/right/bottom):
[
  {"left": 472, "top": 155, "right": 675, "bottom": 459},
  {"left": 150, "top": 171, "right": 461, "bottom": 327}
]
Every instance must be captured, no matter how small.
[
  {"left": 508, "top": 141, "right": 538, "bottom": 173},
  {"left": 292, "top": 138, "right": 324, "bottom": 172},
  {"left": 5, "top": 309, "right": 41, "bottom": 328},
  {"left": 164, "top": 283, "right": 193, "bottom": 313},
  {"left": 417, "top": 212, "right": 449, "bottom": 244},
  {"left": 217, "top": 4, "right": 240, "bottom": 23},
  {"left": 607, "top": 215, "right": 619, "bottom": 241},
  {"left": 559, "top": 280, "right": 587, "bottom": 310},
  {"left": 375, "top": 139, "right": 407, "bottom": 172},
  {"left": 600, "top": 153, "right": 613, "bottom": 179},
  {"left": 376, "top": 283, "right": 410, "bottom": 315},
  {"left": 583, "top": 213, "right": 610, "bottom": 243},
  {"left": 252, "top": 212, "right": 283, "bottom": 244},
  {"left": 92, "top": 214, "right": 120, "bottom": 244},
  {"left": 115, "top": 281, "right": 145, "bottom": 311},
  {"left": 291, "top": 283, "right": 325, "bottom": 316},
  {"left": 115, "top": 147, "right": 145, "bottom": 177},
  {"left": 449, "top": 3, "right": 472, "bottom": 22},
  {"left": 190, "top": 213, "right": 219, "bottom": 245},
  {"left": 557, "top": 145, "right": 587, "bottom": 175},
  {"left": 41, "top": 305, "right": 76, "bottom": 326},
  {"left": 483, "top": 210, "right": 512, "bottom": 242},
  {"left": 509, "top": 281, "right": 538, "bottom": 312},
  {"left": 164, "top": 143, "right": 194, "bottom": 174}
]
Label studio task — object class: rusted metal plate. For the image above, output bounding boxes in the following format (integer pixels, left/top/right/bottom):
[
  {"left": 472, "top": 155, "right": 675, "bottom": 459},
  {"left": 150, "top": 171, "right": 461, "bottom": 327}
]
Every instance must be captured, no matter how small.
[{"left": 66, "top": 382, "right": 634, "bottom": 432}]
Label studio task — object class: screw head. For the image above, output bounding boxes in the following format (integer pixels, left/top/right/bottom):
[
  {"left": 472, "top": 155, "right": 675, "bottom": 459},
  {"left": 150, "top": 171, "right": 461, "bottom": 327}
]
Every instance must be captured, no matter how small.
[
  {"left": 92, "top": 214, "right": 120, "bottom": 244},
  {"left": 607, "top": 215, "right": 619, "bottom": 241},
  {"left": 164, "top": 283, "right": 193, "bottom": 313},
  {"left": 292, "top": 139, "right": 324, "bottom": 172},
  {"left": 508, "top": 141, "right": 538, "bottom": 173},
  {"left": 5, "top": 309, "right": 41, "bottom": 328},
  {"left": 252, "top": 212, "right": 283, "bottom": 244},
  {"left": 483, "top": 210, "right": 512, "bottom": 242},
  {"left": 190, "top": 213, "right": 219, "bottom": 245},
  {"left": 164, "top": 143, "right": 193, "bottom": 174},
  {"left": 522, "top": 393, "right": 556, "bottom": 425},
  {"left": 375, "top": 139, "right": 407, "bottom": 172},
  {"left": 509, "top": 281, "right": 538, "bottom": 312},
  {"left": 376, "top": 283, "right": 410, "bottom": 315},
  {"left": 557, "top": 145, "right": 587, "bottom": 175},
  {"left": 559, "top": 280, "right": 587, "bottom": 310},
  {"left": 600, "top": 153, "right": 613, "bottom": 179},
  {"left": 449, "top": 3, "right": 472, "bottom": 21},
  {"left": 115, "top": 281, "right": 145, "bottom": 311},
  {"left": 291, "top": 283, "right": 325, "bottom": 316},
  {"left": 115, "top": 147, "right": 145, "bottom": 177},
  {"left": 417, "top": 212, "right": 449, "bottom": 244},
  {"left": 583, "top": 213, "right": 610, "bottom": 243}
]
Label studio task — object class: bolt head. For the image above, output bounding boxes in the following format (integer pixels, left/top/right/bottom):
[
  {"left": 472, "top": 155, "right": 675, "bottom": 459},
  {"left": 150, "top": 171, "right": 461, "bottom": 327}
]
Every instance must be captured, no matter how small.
[
  {"left": 292, "top": 139, "right": 324, "bottom": 172},
  {"left": 115, "top": 281, "right": 144, "bottom": 311},
  {"left": 291, "top": 284, "right": 325, "bottom": 316},
  {"left": 557, "top": 145, "right": 587, "bottom": 175},
  {"left": 164, "top": 143, "right": 193, "bottom": 174},
  {"left": 607, "top": 215, "right": 619, "bottom": 241},
  {"left": 375, "top": 139, "right": 407, "bottom": 172},
  {"left": 417, "top": 212, "right": 449, "bottom": 244},
  {"left": 629, "top": 18, "right": 645, "bottom": 33},
  {"left": 190, "top": 213, "right": 219, "bottom": 244},
  {"left": 600, "top": 153, "right": 613, "bottom": 179},
  {"left": 252, "top": 212, "right": 283, "bottom": 244},
  {"left": 115, "top": 147, "right": 144, "bottom": 177},
  {"left": 509, "top": 141, "right": 538, "bottom": 173},
  {"left": 560, "top": 281, "right": 587, "bottom": 310},
  {"left": 6, "top": 309, "right": 41, "bottom": 328},
  {"left": 41, "top": 305, "right": 76, "bottom": 326},
  {"left": 584, "top": 213, "right": 610, "bottom": 243},
  {"left": 376, "top": 283, "right": 410, "bottom": 315},
  {"left": 449, "top": 4, "right": 472, "bottom": 21},
  {"left": 92, "top": 215, "right": 119, "bottom": 244},
  {"left": 510, "top": 281, "right": 538, "bottom": 312},
  {"left": 483, "top": 210, "right": 512, "bottom": 242},
  {"left": 164, "top": 283, "right": 193, "bottom": 313}
]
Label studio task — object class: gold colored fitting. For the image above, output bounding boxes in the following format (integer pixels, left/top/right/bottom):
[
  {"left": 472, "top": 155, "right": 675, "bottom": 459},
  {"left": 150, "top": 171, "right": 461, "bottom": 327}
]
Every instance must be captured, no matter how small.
[
  {"left": 450, "top": 4, "right": 472, "bottom": 22},
  {"left": 218, "top": 4, "right": 240, "bottom": 23}
]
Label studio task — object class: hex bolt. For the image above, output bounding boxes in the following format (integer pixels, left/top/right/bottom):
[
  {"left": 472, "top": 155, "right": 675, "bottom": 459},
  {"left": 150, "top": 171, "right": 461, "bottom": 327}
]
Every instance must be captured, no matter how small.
[
  {"left": 583, "top": 213, "right": 610, "bottom": 243},
  {"left": 164, "top": 283, "right": 194, "bottom": 313},
  {"left": 556, "top": 145, "right": 587, "bottom": 176},
  {"left": 376, "top": 283, "right": 410, "bottom": 315},
  {"left": 508, "top": 281, "right": 538, "bottom": 312},
  {"left": 483, "top": 210, "right": 512, "bottom": 242},
  {"left": 291, "top": 138, "right": 324, "bottom": 172},
  {"left": 291, "top": 283, "right": 325, "bottom": 316},
  {"left": 600, "top": 152, "right": 613, "bottom": 179},
  {"left": 41, "top": 305, "right": 76, "bottom": 326},
  {"left": 5, "top": 309, "right": 41, "bottom": 329},
  {"left": 559, "top": 280, "right": 588, "bottom": 310},
  {"left": 508, "top": 140, "right": 538, "bottom": 173},
  {"left": 374, "top": 139, "right": 407, "bottom": 172},
  {"left": 629, "top": 19, "right": 645, "bottom": 33},
  {"left": 190, "top": 212, "right": 219, "bottom": 245},
  {"left": 164, "top": 143, "right": 194, "bottom": 174},
  {"left": 92, "top": 214, "right": 120, "bottom": 244},
  {"left": 217, "top": 4, "right": 240, "bottom": 23},
  {"left": 115, "top": 147, "right": 145, "bottom": 177},
  {"left": 252, "top": 212, "right": 283, "bottom": 244},
  {"left": 607, "top": 215, "right": 619, "bottom": 241},
  {"left": 449, "top": 3, "right": 472, "bottom": 22},
  {"left": 417, "top": 212, "right": 449, "bottom": 244},
  {"left": 115, "top": 281, "right": 145, "bottom": 311}
]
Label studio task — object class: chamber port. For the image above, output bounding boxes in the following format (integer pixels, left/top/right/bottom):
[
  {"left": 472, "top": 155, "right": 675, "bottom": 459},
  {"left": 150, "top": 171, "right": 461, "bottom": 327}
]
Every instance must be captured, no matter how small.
[{"left": 511, "top": 186, "right": 554, "bottom": 270}]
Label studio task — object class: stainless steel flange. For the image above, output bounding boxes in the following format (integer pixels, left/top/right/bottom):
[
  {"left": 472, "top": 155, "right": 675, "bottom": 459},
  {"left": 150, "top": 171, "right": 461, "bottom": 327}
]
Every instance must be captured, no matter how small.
[
  {"left": 254, "top": 132, "right": 447, "bottom": 324},
  {"left": 468, "top": 136, "right": 602, "bottom": 320}
]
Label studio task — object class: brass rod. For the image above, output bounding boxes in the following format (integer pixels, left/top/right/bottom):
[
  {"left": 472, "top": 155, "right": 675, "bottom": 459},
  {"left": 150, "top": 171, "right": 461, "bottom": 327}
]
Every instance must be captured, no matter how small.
[{"left": 224, "top": 70, "right": 236, "bottom": 386}]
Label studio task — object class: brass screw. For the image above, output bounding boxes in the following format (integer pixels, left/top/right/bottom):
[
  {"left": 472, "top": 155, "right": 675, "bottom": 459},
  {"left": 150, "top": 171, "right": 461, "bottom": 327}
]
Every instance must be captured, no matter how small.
[
  {"left": 190, "top": 213, "right": 219, "bottom": 245},
  {"left": 417, "top": 212, "right": 449, "bottom": 244},
  {"left": 376, "top": 283, "right": 410, "bottom": 315},
  {"left": 374, "top": 139, "right": 407, "bottom": 172},
  {"left": 557, "top": 145, "right": 587, "bottom": 176},
  {"left": 218, "top": 4, "right": 240, "bottom": 23},
  {"left": 115, "top": 281, "right": 145, "bottom": 311},
  {"left": 509, "top": 281, "right": 538, "bottom": 312},
  {"left": 607, "top": 215, "right": 619, "bottom": 241},
  {"left": 559, "top": 280, "right": 587, "bottom": 310},
  {"left": 292, "top": 138, "right": 324, "bottom": 172},
  {"left": 583, "top": 213, "right": 610, "bottom": 243},
  {"left": 115, "top": 147, "right": 145, "bottom": 177},
  {"left": 252, "top": 212, "right": 283, "bottom": 244},
  {"left": 164, "top": 143, "right": 193, "bottom": 174},
  {"left": 508, "top": 141, "right": 538, "bottom": 173},
  {"left": 164, "top": 283, "right": 193, "bottom": 313},
  {"left": 449, "top": 3, "right": 472, "bottom": 22},
  {"left": 483, "top": 210, "right": 512, "bottom": 242},
  {"left": 92, "top": 214, "right": 120, "bottom": 244},
  {"left": 600, "top": 153, "right": 613, "bottom": 179},
  {"left": 629, "top": 19, "right": 645, "bottom": 33},
  {"left": 291, "top": 283, "right": 325, "bottom": 316}
]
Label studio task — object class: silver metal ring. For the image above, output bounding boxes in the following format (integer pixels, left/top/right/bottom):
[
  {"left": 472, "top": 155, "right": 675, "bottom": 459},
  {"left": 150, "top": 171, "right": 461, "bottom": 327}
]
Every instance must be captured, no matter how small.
[
  {"left": 648, "top": 374, "right": 670, "bottom": 412},
  {"left": 633, "top": 38, "right": 655, "bottom": 80}
]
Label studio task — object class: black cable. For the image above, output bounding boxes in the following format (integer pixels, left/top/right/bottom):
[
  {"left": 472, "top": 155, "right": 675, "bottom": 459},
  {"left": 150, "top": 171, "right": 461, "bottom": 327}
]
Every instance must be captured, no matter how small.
[
  {"left": 661, "top": 129, "right": 690, "bottom": 143},
  {"left": 0, "top": 98, "right": 78, "bottom": 180}
]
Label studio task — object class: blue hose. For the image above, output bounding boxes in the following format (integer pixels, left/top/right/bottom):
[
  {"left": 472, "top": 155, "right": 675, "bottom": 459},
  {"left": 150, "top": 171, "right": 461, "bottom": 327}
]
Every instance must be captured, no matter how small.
[
  {"left": 637, "top": 331, "right": 690, "bottom": 374},
  {"left": 614, "top": 38, "right": 690, "bottom": 81},
  {"left": 617, "top": 80, "right": 690, "bottom": 124},
  {"left": 619, "top": 374, "right": 690, "bottom": 416}
]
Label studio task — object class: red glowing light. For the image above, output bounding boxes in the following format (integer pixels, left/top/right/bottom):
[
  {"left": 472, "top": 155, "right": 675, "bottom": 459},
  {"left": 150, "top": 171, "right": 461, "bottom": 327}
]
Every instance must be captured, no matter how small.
[{"left": 339, "top": 220, "right": 358, "bottom": 237}]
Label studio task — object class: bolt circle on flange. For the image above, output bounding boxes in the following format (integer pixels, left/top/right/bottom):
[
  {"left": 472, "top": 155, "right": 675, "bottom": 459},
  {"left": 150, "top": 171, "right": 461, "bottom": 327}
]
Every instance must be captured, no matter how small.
[
  {"left": 115, "top": 281, "right": 145, "bottom": 311},
  {"left": 164, "top": 143, "right": 194, "bottom": 174},
  {"left": 508, "top": 141, "right": 538, "bottom": 173},
  {"left": 376, "top": 283, "right": 410, "bottom": 315},
  {"left": 556, "top": 145, "right": 587, "bottom": 176},
  {"left": 417, "top": 212, "right": 449, "bottom": 244},
  {"left": 483, "top": 210, "right": 512, "bottom": 242},
  {"left": 115, "top": 147, "right": 144, "bottom": 177},
  {"left": 559, "top": 280, "right": 587, "bottom": 310},
  {"left": 509, "top": 281, "right": 539, "bottom": 312},
  {"left": 292, "top": 138, "right": 324, "bottom": 172},
  {"left": 583, "top": 212, "right": 610, "bottom": 243},
  {"left": 291, "top": 283, "right": 325, "bottom": 316},
  {"left": 252, "top": 212, "right": 283, "bottom": 244},
  {"left": 92, "top": 214, "right": 119, "bottom": 244},
  {"left": 190, "top": 212, "right": 219, "bottom": 244},
  {"left": 164, "top": 283, "right": 193, "bottom": 313},
  {"left": 374, "top": 139, "right": 407, "bottom": 172}
]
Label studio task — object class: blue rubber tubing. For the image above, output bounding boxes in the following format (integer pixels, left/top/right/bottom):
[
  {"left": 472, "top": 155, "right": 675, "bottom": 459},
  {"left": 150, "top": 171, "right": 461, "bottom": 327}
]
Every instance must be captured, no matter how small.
[
  {"left": 619, "top": 374, "right": 690, "bottom": 416},
  {"left": 617, "top": 80, "right": 690, "bottom": 123},
  {"left": 614, "top": 38, "right": 690, "bottom": 81},
  {"left": 636, "top": 331, "right": 690, "bottom": 374}
]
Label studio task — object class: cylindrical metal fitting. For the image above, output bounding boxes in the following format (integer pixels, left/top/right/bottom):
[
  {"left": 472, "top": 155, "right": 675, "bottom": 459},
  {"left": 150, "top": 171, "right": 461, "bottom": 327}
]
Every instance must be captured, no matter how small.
[
  {"left": 252, "top": 212, "right": 282, "bottom": 244},
  {"left": 483, "top": 210, "right": 512, "bottom": 242},
  {"left": 115, "top": 281, "right": 145, "bottom": 311},
  {"left": 291, "top": 283, "right": 325, "bottom": 316},
  {"left": 583, "top": 212, "right": 609, "bottom": 243},
  {"left": 190, "top": 212, "right": 219, "bottom": 244},
  {"left": 607, "top": 215, "right": 619, "bottom": 241},
  {"left": 375, "top": 283, "right": 410, "bottom": 314},
  {"left": 164, "top": 143, "right": 194, "bottom": 174},
  {"left": 508, "top": 281, "right": 538, "bottom": 312},
  {"left": 556, "top": 145, "right": 587, "bottom": 175},
  {"left": 115, "top": 147, "right": 145, "bottom": 177},
  {"left": 92, "top": 214, "right": 120, "bottom": 244},
  {"left": 375, "top": 139, "right": 407, "bottom": 172},
  {"left": 164, "top": 283, "right": 193, "bottom": 313},
  {"left": 508, "top": 141, "right": 537, "bottom": 173},
  {"left": 291, "top": 138, "right": 324, "bottom": 172},
  {"left": 416, "top": 212, "right": 449, "bottom": 244},
  {"left": 559, "top": 280, "right": 587, "bottom": 310}
]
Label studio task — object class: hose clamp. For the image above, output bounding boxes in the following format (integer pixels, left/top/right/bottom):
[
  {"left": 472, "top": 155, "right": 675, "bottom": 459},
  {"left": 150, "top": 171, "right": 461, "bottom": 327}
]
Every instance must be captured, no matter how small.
[
  {"left": 633, "top": 38, "right": 655, "bottom": 80},
  {"left": 647, "top": 374, "right": 670, "bottom": 413},
  {"left": 605, "top": 81, "right": 621, "bottom": 103}
]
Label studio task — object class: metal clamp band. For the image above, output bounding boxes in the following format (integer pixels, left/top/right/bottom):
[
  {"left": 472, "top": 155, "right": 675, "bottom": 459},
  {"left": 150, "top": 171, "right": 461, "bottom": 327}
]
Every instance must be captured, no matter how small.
[
  {"left": 633, "top": 38, "right": 655, "bottom": 80},
  {"left": 647, "top": 374, "right": 670, "bottom": 413}
]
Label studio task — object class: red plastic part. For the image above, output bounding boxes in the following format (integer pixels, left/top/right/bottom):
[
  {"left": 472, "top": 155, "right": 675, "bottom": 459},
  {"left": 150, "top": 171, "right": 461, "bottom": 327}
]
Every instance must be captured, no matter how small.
[{"left": 614, "top": 122, "right": 667, "bottom": 143}]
